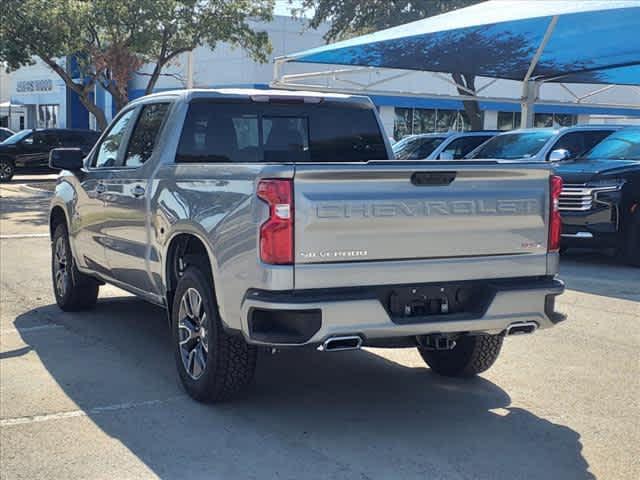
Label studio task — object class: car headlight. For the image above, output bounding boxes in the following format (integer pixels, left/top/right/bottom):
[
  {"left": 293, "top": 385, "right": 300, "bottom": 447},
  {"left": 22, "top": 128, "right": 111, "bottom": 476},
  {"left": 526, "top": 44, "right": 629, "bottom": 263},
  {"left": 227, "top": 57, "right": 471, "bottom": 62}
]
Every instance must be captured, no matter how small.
[{"left": 587, "top": 178, "right": 625, "bottom": 189}]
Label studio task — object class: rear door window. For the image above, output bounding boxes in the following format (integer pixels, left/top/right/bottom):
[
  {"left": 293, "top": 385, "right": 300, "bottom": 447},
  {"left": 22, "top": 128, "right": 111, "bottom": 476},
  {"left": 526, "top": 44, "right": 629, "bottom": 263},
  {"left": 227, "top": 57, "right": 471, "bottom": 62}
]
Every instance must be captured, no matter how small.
[{"left": 175, "top": 101, "right": 388, "bottom": 163}]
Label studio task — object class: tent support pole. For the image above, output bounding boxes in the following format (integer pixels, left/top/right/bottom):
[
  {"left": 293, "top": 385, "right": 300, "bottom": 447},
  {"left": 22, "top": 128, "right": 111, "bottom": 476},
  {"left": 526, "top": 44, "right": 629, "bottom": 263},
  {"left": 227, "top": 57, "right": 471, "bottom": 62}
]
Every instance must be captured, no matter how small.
[
  {"left": 520, "top": 15, "right": 558, "bottom": 128},
  {"left": 521, "top": 80, "right": 540, "bottom": 128}
]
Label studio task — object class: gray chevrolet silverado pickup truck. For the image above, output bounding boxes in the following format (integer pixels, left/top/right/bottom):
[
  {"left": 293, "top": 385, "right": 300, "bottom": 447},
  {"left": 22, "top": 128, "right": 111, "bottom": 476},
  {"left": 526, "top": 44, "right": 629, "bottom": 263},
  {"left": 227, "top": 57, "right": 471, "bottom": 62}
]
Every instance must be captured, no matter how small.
[{"left": 48, "top": 89, "right": 565, "bottom": 402}]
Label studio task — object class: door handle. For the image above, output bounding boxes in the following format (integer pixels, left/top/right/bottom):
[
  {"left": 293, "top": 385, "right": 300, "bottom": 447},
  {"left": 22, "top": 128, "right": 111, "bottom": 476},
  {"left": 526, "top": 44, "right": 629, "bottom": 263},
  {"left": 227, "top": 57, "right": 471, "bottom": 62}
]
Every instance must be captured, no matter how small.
[
  {"left": 132, "top": 185, "right": 146, "bottom": 198},
  {"left": 96, "top": 183, "right": 106, "bottom": 194}
]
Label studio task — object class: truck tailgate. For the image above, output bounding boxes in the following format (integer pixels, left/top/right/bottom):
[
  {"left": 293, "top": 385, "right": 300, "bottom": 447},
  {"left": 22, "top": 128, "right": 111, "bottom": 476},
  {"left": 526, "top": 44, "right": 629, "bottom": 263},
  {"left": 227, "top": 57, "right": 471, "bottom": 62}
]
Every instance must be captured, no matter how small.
[{"left": 293, "top": 162, "right": 550, "bottom": 286}]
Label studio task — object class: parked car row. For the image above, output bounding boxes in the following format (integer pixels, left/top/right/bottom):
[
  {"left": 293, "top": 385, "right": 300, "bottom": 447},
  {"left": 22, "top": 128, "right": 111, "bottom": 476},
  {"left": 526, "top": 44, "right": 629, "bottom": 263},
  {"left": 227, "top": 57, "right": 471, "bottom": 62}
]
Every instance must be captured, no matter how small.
[
  {"left": 393, "top": 125, "right": 639, "bottom": 265},
  {"left": 0, "top": 128, "right": 100, "bottom": 181},
  {"left": 3, "top": 119, "right": 637, "bottom": 266}
]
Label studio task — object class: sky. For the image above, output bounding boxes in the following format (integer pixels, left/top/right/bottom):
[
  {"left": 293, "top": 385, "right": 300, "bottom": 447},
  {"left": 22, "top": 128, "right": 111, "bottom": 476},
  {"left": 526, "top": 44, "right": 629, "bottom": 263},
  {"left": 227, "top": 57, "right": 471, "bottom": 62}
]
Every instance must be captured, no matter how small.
[{"left": 274, "top": 0, "right": 310, "bottom": 17}]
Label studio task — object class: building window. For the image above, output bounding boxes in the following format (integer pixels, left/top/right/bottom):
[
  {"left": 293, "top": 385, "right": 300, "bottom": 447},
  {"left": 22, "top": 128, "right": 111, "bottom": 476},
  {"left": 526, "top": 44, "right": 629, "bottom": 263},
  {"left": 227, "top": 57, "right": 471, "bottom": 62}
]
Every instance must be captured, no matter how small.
[
  {"left": 37, "top": 104, "right": 59, "bottom": 128},
  {"left": 498, "top": 111, "right": 577, "bottom": 130},
  {"left": 498, "top": 111, "right": 522, "bottom": 130},
  {"left": 19, "top": 116, "right": 25, "bottom": 130},
  {"left": 394, "top": 107, "right": 479, "bottom": 140},
  {"left": 394, "top": 108, "right": 413, "bottom": 139}
]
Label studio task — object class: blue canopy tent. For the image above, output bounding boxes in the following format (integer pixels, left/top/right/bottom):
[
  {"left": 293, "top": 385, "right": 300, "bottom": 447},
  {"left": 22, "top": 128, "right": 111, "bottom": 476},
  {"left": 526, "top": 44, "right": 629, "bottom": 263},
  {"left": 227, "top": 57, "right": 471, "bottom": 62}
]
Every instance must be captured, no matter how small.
[{"left": 273, "top": 0, "right": 640, "bottom": 127}]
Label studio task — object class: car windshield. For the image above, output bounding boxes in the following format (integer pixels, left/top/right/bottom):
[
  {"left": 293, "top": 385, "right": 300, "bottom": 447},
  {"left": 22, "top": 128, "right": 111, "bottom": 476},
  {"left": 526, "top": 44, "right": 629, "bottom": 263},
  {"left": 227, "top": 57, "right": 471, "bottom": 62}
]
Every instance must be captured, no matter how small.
[
  {"left": 469, "top": 131, "right": 555, "bottom": 160},
  {"left": 2, "top": 130, "right": 33, "bottom": 145},
  {"left": 393, "top": 136, "right": 446, "bottom": 160},
  {"left": 583, "top": 129, "right": 640, "bottom": 160}
]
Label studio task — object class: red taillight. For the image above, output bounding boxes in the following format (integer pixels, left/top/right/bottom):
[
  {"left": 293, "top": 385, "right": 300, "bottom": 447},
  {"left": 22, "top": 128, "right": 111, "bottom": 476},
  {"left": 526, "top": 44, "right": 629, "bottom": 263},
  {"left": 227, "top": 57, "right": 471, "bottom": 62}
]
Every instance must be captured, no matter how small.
[
  {"left": 549, "top": 175, "right": 563, "bottom": 252},
  {"left": 257, "top": 179, "right": 294, "bottom": 265}
]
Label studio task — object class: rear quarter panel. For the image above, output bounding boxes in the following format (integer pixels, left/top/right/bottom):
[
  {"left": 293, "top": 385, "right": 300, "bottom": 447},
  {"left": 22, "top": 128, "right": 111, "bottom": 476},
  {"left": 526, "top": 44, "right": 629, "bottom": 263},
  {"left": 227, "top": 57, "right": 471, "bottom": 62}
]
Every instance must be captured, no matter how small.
[{"left": 149, "top": 160, "right": 294, "bottom": 330}]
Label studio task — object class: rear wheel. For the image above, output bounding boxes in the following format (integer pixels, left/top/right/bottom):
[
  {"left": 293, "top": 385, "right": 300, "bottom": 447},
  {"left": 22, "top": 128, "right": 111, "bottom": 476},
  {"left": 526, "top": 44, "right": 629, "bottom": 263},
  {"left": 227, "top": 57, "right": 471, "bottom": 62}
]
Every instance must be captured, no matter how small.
[
  {"left": 51, "top": 224, "right": 99, "bottom": 311},
  {"left": 0, "top": 158, "right": 14, "bottom": 182},
  {"left": 418, "top": 334, "right": 503, "bottom": 377},
  {"left": 172, "top": 266, "right": 257, "bottom": 402}
]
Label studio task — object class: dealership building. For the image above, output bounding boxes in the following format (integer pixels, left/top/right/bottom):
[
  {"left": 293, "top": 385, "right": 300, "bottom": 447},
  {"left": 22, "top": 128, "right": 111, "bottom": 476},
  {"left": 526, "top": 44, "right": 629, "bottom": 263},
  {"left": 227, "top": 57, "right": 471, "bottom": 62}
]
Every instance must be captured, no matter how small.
[{"left": 2, "top": 15, "right": 639, "bottom": 137}]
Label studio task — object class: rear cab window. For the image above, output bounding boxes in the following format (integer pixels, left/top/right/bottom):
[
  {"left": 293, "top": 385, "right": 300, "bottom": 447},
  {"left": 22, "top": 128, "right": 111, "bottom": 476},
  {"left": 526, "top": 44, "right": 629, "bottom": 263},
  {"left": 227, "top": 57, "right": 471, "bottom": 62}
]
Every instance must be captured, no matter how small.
[{"left": 175, "top": 100, "right": 388, "bottom": 163}]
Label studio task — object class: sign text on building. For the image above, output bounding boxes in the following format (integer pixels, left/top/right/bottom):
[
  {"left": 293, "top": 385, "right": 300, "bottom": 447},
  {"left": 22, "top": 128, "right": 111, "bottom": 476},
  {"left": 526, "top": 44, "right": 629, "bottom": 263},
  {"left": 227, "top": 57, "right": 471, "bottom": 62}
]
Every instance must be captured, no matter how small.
[{"left": 16, "top": 79, "right": 53, "bottom": 93}]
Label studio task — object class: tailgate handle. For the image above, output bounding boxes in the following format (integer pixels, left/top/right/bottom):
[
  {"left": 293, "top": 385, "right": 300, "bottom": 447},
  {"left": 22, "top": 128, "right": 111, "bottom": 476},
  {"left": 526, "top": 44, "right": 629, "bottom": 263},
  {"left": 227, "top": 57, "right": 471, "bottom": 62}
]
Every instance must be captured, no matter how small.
[{"left": 411, "top": 171, "right": 456, "bottom": 186}]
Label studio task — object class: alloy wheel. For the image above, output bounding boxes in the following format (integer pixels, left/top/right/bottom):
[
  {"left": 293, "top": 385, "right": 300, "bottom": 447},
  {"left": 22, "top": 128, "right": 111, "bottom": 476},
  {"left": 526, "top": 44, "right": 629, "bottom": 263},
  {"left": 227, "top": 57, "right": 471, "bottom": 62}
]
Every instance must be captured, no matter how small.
[
  {"left": 178, "top": 288, "right": 209, "bottom": 380},
  {"left": 54, "top": 236, "right": 69, "bottom": 298},
  {"left": 0, "top": 161, "right": 13, "bottom": 181}
]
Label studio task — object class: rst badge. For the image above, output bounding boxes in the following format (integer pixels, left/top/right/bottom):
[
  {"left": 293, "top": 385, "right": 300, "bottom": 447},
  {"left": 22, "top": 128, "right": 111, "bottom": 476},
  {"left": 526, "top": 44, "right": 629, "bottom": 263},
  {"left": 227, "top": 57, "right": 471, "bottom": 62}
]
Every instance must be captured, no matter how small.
[{"left": 299, "top": 250, "right": 369, "bottom": 260}]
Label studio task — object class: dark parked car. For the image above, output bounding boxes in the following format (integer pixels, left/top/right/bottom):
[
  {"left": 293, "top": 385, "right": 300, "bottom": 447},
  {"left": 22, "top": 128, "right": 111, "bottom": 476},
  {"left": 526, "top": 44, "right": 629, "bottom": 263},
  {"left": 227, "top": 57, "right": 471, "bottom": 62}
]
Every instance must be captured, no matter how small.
[
  {"left": 0, "top": 127, "right": 15, "bottom": 142},
  {"left": 0, "top": 128, "right": 100, "bottom": 182},
  {"left": 555, "top": 127, "right": 640, "bottom": 266}
]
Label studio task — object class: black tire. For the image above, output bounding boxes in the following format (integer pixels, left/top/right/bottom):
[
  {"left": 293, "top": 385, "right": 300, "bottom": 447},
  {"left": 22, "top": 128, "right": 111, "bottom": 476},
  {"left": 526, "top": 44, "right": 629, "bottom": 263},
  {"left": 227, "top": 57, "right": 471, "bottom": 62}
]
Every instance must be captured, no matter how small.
[
  {"left": 418, "top": 334, "right": 503, "bottom": 377},
  {"left": 172, "top": 266, "right": 257, "bottom": 402},
  {"left": 624, "top": 210, "right": 640, "bottom": 267},
  {"left": 0, "top": 158, "right": 15, "bottom": 182},
  {"left": 51, "top": 223, "right": 99, "bottom": 311}
]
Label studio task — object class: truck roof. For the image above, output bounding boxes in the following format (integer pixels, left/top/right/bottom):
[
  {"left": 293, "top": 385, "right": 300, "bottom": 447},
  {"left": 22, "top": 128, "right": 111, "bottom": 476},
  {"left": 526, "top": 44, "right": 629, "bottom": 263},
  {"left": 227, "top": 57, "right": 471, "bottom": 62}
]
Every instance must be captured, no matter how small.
[
  {"left": 133, "top": 88, "right": 373, "bottom": 107},
  {"left": 498, "top": 124, "right": 624, "bottom": 136}
]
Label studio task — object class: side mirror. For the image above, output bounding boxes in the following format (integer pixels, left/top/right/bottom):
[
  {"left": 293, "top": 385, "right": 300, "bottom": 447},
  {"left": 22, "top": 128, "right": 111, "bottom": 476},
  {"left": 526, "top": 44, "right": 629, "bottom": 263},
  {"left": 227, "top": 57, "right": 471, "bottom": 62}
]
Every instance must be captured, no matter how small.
[
  {"left": 439, "top": 151, "right": 454, "bottom": 160},
  {"left": 49, "top": 148, "right": 84, "bottom": 171},
  {"left": 548, "top": 149, "right": 571, "bottom": 162}
]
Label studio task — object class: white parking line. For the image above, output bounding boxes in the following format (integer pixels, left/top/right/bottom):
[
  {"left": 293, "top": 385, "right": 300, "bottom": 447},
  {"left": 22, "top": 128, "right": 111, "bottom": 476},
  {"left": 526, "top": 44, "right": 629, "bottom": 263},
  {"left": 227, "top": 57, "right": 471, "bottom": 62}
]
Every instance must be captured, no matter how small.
[
  {"left": 0, "top": 233, "right": 49, "bottom": 239},
  {"left": 0, "top": 396, "right": 186, "bottom": 427},
  {"left": 1, "top": 325, "right": 64, "bottom": 335}
]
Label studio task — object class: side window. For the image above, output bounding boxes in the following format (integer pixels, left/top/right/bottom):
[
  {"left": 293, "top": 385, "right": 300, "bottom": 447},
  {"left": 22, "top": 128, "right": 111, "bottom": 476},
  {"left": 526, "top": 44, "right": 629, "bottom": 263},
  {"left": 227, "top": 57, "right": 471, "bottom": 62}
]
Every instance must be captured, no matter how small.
[
  {"left": 549, "top": 131, "right": 611, "bottom": 160},
  {"left": 60, "top": 133, "right": 81, "bottom": 147},
  {"left": 549, "top": 132, "right": 584, "bottom": 159},
  {"left": 31, "top": 132, "right": 48, "bottom": 147},
  {"left": 414, "top": 138, "right": 444, "bottom": 159},
  {"left": 441, "top": 136, "right": 492, "bottom": 159},
  {"left": 579, "top": 131, "right": 614, "bottom": 157},
  {"left": 93, "top": 110, "right": 135, "bottom": 168},
  {"left": 21, "top": 133, "right": 34, "bottom": 145},
  {"left": 124, "top": 103, "right": 170, "bottom": 167}
]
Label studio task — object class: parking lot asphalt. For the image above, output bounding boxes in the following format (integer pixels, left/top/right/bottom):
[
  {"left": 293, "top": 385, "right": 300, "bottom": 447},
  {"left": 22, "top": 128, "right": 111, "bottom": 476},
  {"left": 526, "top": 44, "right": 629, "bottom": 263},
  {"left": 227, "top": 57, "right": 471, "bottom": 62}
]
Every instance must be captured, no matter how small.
[{"left": 1, "top": 175, "right": 639, "bottom": 480}]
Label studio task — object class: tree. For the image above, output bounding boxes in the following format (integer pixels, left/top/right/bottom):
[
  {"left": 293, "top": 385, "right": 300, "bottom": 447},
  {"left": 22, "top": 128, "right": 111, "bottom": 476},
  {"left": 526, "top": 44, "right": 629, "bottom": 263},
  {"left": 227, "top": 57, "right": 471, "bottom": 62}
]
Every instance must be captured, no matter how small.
[
  {"left": 0, "top": 0, "right": 273, "bottom": 130},
  {"left": 292, "top": 0, "right": 484, "bottom": 129}
]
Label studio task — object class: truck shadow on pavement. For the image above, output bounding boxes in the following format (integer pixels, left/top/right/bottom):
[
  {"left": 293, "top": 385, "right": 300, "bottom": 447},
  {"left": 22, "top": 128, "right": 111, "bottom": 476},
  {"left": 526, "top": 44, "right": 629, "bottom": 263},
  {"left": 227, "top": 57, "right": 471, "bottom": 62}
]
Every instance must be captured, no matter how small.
[{"left": 13, "top": 297, "right": 594, "bottom": 480}]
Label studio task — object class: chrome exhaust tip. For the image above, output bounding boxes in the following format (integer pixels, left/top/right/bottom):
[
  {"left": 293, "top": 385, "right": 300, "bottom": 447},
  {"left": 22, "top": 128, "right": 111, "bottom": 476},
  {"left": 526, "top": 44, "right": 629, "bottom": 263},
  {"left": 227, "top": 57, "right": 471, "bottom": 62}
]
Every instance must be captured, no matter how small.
[
  {"left": 317, "top": 335, "right": 363, "bottom": 352},
  {"left": 505, "top": 321, "right": 538, "bottom": 336}
]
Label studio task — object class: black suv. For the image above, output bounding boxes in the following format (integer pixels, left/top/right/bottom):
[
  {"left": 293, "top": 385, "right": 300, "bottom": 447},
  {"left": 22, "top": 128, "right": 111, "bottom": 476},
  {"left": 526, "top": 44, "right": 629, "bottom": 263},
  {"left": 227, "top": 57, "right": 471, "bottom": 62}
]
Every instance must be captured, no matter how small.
[
  {"left": 555, "top": 128, "right": 640, "bottom": 266},
  {"left": 0, "top": 128, "right": 100, "bottom": 182}
]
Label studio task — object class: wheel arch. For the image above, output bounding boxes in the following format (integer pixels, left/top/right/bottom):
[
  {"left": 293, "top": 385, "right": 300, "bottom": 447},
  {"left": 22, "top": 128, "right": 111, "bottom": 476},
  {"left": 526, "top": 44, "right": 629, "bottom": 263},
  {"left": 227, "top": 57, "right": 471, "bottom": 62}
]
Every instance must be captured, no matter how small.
[
  {"left": 163, "top": 231, "right": 218, "bottom": 315},
  {"left": 49, "top": 205, "right": 68, "bottom": 240}
]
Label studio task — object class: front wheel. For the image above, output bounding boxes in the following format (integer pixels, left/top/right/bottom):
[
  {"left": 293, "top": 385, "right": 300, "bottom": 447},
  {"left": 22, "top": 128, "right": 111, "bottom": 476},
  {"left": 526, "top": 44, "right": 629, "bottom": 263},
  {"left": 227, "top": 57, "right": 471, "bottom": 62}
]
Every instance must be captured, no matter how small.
[
  {"left": 0, "top": 158, "right": 15, "bottom": 182},
  {"left": 418, "top": 334, "right": 504, "bottom": 377},
  {"left": 172, "top": 266, "right": 257, "bottom": 402},
  {"left": 51, "top": 224, "right": 99, "bottom": 311}
]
